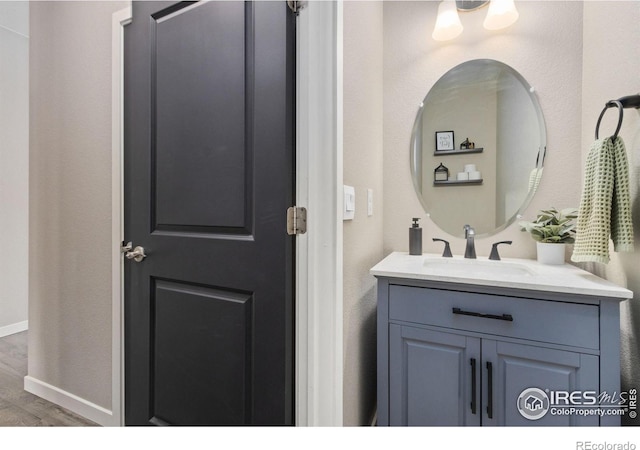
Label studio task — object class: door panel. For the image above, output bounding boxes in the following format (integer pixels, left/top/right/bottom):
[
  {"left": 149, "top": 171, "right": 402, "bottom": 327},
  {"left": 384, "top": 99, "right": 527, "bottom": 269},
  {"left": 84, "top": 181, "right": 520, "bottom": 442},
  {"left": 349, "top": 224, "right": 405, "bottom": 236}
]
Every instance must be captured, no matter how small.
[
  {"left": 151, "top": 280, "right": 252, "bottom": 425},
  {"left": 483, "top": 340, "right": 599, "bottom": 426},
  {"left": 124, "top": 1, "right": 295, "bottom": 426},
  {"left": 389, "top": 325, "right": 481, "bottom": 426},
  {"left": 153, "top": 2, "right": 248, "bottom": 230}
]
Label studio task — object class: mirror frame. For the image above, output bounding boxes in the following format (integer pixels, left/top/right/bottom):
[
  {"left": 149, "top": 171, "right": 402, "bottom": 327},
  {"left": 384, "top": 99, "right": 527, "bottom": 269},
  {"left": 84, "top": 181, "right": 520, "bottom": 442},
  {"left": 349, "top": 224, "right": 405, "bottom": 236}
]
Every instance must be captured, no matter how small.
[{"left": 410, "top": 59, "right": 547, "bottom": 238}]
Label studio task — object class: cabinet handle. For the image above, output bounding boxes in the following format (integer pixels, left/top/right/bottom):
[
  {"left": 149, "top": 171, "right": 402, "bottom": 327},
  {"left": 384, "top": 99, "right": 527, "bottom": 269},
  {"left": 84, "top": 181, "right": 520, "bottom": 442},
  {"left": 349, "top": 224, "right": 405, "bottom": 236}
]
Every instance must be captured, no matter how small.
[
  {"left": 470, "top": 358, "right": 477, "bottom": 415},
  {"left": 486, "top": 361, "right": 493, "bottom": 419},
  {"left": 452, "top": 307, "right": 513, "bottom": 322}
]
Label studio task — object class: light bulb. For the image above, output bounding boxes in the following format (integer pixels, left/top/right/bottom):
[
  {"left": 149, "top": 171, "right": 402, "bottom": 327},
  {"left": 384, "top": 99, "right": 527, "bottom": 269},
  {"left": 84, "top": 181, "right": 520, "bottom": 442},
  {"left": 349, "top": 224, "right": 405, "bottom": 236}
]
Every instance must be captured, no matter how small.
[
  {"left": 432, "top": 1, "right": 464, "bottom": 41},
  {"left": 483, "top": 0, "right": 519, "bottom": 30}
]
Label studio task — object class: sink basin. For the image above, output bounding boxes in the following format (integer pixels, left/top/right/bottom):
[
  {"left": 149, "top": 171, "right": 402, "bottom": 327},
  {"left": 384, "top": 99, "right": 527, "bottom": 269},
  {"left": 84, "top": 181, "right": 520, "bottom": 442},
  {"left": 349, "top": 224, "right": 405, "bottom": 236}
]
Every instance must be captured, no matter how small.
[
  {"left": 370, "top": 252, "right": 633, "bottom": 299},
  {"left": 422, "top": 257, "right": 535, "bottom": 278}
]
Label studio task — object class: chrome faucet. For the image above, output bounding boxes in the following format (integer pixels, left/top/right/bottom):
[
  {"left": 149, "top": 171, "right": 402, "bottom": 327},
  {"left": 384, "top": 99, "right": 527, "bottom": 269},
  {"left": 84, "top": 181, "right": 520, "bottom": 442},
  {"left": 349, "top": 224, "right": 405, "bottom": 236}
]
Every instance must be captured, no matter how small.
[{"left": 463, "top": 224, "right": 476, "bottom": 259}]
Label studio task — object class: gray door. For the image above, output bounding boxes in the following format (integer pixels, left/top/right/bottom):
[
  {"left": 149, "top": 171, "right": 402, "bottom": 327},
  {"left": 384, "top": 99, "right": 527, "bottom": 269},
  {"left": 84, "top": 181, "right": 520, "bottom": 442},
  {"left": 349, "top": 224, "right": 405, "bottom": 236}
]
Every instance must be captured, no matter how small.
[
  {"left": 389, "top": 325, "right": 481, "bottom": 426},
  {"left": 483, "top": 340, "right": 599, "bottom": 426},
  {"left": 124, "top": 1, "right": 295, "bottom": 425}
]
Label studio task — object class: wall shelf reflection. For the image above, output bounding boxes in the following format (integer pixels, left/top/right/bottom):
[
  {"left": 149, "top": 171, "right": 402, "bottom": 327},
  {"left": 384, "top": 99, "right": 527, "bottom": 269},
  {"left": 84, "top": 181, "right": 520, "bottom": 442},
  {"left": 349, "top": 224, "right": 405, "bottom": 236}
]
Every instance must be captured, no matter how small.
[
  {"left": 434, "top": 147, "right": 483, "bottom": 156},
  {"left": 433, "top": 179, "right": 483, "bottom": 186}
]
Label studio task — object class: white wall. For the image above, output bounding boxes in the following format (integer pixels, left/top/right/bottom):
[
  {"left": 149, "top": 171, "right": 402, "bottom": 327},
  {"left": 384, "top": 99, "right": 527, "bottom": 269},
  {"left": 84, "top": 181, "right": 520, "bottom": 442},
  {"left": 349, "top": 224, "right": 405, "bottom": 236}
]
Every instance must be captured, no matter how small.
[
  {"left": 343, "top": 1, "right": 384, "bottom": 426},
  {"left": 496, "top": 71, "right": 541, "bottom": 226},
  {"left": 580, "top": 1, "right": 640, "bottom": 427},
  {"left": 421, "top": 80, "right": 497, "bottom": 234},
  {"left": 383, "top": 1, "right": 583, "bottom": 257},
  {"left": 0, "top": 1, "right": 29, "bottom": 336},
  {"left": 29, "top": 1, "right": 126, "bottom": 411}
]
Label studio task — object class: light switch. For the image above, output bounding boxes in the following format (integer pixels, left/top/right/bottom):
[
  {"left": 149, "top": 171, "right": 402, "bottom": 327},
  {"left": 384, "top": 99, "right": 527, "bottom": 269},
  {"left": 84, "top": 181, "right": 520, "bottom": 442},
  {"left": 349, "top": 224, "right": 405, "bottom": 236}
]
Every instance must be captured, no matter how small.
[
  {"left": 343, "top": 185, "right": 355, "bottom": 220},
  {"left": 367, "top": 189, "right": 373, "bottom": 216}
]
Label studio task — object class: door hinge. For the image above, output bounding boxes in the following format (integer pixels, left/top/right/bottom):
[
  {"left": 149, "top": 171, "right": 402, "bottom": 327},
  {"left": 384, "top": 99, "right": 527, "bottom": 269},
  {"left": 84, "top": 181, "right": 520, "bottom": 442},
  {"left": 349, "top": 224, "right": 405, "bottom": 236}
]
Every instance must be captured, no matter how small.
[
  {"left": 287, "top": 0, "right": 306, "bottom": 15},
  {"left": 287, "top": 206, "right": 307, "bottom": 235}
]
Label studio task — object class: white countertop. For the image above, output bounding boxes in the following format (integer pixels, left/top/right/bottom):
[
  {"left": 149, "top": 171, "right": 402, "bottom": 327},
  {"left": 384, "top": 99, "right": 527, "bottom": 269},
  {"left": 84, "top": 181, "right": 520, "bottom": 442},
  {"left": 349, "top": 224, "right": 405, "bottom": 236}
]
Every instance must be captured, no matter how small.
[{"left": 370, "top": 252, "right": 633, "bottom": 300}]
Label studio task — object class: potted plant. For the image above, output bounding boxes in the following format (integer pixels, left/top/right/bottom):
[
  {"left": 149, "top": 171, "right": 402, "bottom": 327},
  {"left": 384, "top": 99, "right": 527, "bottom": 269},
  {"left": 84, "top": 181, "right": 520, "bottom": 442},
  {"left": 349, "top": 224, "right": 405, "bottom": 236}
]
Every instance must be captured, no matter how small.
[{"left": 519, "top": 207, "right": 578, "bottom": 264}]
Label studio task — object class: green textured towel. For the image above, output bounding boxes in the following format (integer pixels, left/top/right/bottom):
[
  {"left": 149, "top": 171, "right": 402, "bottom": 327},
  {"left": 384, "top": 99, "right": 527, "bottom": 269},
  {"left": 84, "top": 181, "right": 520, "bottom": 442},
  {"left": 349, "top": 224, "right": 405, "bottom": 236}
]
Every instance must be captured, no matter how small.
[
  {"left": 528, "top": 167, "right": 543, "bottom": 193},
  {"left": 571, "top": 137, "right": 634, "bottom": 264}
]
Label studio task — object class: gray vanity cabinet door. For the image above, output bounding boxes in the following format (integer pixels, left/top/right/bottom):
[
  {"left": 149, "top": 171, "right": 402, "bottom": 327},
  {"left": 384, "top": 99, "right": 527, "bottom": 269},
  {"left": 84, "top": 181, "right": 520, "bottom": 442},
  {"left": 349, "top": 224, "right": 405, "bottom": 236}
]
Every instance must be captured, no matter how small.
[
  {"left": 389, "top": 325, "right": 481, "bottom": 426},
  {"left": 482, "top": 340, "right": 599, "bottom": 426}
]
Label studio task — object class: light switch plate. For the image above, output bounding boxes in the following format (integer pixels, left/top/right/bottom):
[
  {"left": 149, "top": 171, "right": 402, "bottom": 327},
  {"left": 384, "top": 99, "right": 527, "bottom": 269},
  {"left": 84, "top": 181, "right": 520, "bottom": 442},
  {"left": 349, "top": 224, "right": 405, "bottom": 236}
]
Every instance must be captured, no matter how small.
[
  {"left": 367, "top": 189, "right": 373, "bottom": 216},
  {"left": 343, "top": 185, "right": 355, "bottom": 220}
]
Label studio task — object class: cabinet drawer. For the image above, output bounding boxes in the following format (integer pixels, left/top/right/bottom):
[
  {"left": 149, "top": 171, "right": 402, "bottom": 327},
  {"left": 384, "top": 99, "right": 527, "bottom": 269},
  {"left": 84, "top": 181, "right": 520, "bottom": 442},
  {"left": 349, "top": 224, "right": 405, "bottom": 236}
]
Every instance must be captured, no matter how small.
[{"left": 388, "top": 285, "right": 599, "bottom": 350}]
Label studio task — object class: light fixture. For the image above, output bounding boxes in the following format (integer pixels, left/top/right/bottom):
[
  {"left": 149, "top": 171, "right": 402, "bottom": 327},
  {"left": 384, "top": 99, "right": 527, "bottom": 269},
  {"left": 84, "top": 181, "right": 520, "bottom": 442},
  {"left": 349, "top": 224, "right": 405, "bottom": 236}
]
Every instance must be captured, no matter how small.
[
  {"left": 456, "top": 1, "right": 489, "bottom": 12},
  {"left": 432, "top": 0, "right": 464, "bottom": 42},
  {"left": 483, "top": 0, "right": 519, "bottom": 30}
]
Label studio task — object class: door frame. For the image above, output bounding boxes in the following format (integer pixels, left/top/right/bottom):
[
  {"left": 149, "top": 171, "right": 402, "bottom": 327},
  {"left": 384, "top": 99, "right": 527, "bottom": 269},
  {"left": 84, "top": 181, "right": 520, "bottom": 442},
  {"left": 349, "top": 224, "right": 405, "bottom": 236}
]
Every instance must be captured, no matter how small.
[
  {"left": 110, "top": 4, "right": 131, "bottom": 427},
  {"left": 110, "top": 1, "right": 343, "bottom": 427}
]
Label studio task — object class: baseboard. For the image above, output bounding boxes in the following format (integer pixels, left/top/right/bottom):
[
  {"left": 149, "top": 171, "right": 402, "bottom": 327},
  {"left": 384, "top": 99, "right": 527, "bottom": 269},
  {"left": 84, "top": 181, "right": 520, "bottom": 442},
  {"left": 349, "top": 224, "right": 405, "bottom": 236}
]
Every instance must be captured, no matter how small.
[
  {"left": 0, "top": 320, "right": 28, "bottom": 338},
  {"left": 23, "top": 375, "right": 115, "bottom": 426}
]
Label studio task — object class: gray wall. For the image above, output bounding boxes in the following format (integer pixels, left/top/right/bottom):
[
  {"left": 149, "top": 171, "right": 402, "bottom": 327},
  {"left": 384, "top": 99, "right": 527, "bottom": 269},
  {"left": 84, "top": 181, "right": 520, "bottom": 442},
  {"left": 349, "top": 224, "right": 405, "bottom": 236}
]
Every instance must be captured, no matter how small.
[
  {"left": 0, "top": 2, "right": 29, "bottom": 334},
  {"left": 29, "top": 1, "right": 126, "bottom": 410},
  {"left": 343, "top": 1, "right": 384, "bottom": 426}
]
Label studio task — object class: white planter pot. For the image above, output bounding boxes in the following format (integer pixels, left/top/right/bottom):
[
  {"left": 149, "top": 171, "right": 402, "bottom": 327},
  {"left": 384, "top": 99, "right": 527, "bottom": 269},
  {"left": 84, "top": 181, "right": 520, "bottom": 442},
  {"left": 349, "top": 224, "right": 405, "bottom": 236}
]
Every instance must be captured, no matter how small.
[{"left": 536, "top": 242, "right": 566, "bottom": 265}]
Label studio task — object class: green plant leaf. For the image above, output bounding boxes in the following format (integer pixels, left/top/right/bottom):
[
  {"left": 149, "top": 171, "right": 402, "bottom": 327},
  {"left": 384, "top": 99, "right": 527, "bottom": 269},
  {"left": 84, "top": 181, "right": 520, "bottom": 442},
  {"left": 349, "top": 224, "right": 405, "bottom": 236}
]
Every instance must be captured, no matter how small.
[{"left": 520, "top": 206, "right": 578, "bottom": 243}]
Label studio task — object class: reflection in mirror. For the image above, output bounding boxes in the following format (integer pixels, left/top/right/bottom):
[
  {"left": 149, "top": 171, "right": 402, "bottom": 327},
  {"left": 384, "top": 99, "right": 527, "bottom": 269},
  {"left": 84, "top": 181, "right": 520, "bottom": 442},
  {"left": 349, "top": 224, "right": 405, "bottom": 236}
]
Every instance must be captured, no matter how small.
[{"left": 410, "top": 59, "right": 546, "bottom": 237}]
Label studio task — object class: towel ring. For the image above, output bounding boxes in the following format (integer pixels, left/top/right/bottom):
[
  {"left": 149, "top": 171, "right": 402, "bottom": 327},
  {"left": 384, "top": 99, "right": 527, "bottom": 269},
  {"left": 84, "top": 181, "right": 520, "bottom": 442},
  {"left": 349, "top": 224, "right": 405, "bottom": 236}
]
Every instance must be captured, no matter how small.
[{"left": 595, "top": 100, "right": 623, "bottom": 141}]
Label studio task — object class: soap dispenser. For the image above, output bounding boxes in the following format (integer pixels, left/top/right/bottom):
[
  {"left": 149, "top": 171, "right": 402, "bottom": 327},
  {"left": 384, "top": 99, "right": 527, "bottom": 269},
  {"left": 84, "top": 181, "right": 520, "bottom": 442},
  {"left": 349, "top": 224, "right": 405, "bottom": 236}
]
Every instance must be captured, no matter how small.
[{"left": 409, "top": 218, "right": 422, "bottom": 255}]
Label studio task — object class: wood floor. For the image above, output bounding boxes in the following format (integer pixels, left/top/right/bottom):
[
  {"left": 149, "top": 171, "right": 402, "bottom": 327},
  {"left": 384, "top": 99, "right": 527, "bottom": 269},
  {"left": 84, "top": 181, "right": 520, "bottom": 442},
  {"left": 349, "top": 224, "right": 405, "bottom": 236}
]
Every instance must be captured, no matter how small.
[{"left": 0, "top": 331, "right": 97, "bottom": 426}]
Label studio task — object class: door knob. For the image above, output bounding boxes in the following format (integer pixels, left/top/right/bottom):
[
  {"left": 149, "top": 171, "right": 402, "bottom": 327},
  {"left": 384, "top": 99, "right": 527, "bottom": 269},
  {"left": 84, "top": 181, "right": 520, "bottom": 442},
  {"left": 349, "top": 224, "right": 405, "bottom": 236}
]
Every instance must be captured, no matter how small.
[{"left": 125, "top": 246, "right": 147, "bottom": 262}]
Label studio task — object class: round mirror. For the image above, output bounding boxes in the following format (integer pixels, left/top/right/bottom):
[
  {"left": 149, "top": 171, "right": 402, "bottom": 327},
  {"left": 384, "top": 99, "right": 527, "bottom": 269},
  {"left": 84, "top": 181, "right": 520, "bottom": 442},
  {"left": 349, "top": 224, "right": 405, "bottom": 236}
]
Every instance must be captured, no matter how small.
[{"left": 410, "top": 59, "right": 546, "bottom": 237}]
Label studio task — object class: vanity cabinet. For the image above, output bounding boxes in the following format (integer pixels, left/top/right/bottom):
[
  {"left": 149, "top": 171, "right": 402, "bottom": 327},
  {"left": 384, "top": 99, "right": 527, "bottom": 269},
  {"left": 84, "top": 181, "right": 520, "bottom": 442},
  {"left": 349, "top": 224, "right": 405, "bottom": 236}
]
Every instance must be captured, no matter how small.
[
  {"left": 373, "top": 261, "right": 629, "bottom": 428},
  {"left": 389, "top": 325, "right": 480, "bottom": 426},
  {"left": 389, "top": 324, "right": 598, "bottom": 426}
]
